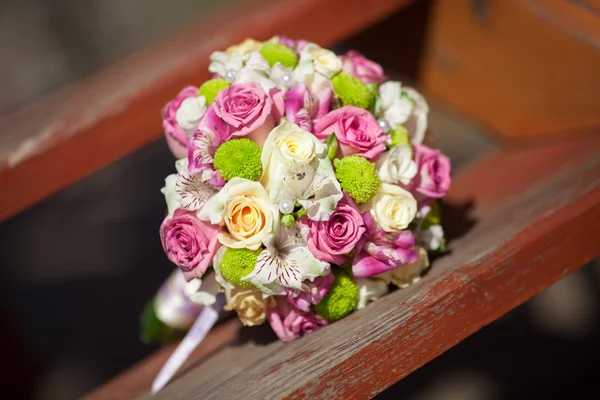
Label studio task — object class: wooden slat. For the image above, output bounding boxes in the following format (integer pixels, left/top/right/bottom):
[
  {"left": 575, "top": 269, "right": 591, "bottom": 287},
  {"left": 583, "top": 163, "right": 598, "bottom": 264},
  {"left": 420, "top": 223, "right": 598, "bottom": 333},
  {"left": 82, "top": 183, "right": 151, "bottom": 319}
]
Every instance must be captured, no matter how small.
[
  {"left": 85, "top": 134, "right": 600, "bottom": 399},
  {"left": 0, "top": 0, "right": 413, "bottom": 223},
  {"left": 421, "top": 0, "right": 600, "bottom": 143}
]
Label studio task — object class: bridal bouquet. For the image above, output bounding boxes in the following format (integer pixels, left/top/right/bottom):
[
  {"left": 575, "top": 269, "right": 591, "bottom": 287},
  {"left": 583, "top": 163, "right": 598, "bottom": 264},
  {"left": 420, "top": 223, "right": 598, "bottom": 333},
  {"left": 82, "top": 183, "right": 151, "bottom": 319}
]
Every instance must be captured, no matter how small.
[{"left": 146, "top": 37, "right": 450, "bottom": 353}]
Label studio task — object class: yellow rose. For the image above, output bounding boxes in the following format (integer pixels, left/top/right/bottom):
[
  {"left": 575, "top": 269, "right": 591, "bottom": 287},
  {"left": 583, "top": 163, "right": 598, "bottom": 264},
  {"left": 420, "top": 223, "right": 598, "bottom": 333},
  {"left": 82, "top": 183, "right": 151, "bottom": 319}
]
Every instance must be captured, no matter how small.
[
  {"left": 225, "top": 39, "right": 263, "bottom": 57},
  {"left": 198, "top": 178, "right": 279, "bottom": 250},
  {"left": 367, "top": 183, "right": 417, "bottom": 232},
  {"left": 224, "top": 287, "right": 275, "bottom": 326},
  {"left": 377, "top": 246, "right": 429, "bottom": 288}
]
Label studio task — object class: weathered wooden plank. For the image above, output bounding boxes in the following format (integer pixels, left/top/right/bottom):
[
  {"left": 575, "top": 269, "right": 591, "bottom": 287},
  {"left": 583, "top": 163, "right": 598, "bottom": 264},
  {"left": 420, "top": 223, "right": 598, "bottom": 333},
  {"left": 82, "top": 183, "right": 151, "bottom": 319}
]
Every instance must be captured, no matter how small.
[
  {"left": 0, "top": 0, "right": 413, "bottom": 223},
  {"left": 85, "top": 135, "right": 600, "bottom": 399}
]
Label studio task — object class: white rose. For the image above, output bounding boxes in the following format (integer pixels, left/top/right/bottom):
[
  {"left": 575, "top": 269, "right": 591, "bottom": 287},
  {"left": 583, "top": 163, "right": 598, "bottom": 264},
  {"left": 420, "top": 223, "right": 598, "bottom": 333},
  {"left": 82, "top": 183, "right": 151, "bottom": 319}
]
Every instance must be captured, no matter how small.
[
  {"left": 198, "top": 177, "right": 279, "bottom": 250},
  {"left": 355, "top": 277, "right": 390, "bottom": 310},
  {"left": 376, "top": 145, "right": 418, "bottom": 185},
  {"left": 175, "top": 96, "right": 207, "bottom": 135},
  {"left": 297, "top": 43, "right": 342, "bottom": 80},
  {"left": 225, "top": 38, "right": 263, "bottom": 56},
  {"left": 377, "top": 246, "right": 429, "bottom": 288},
  {"left": 368, "top": 183, "right": 417, "bottom": 232}
]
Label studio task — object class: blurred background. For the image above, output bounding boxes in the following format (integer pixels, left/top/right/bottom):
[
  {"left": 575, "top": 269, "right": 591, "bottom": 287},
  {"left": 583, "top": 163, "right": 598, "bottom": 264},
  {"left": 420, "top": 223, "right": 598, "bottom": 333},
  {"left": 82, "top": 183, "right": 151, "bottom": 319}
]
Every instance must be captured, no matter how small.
[{"left": 1, "top": 0, "right": 599, "bottom": 399}]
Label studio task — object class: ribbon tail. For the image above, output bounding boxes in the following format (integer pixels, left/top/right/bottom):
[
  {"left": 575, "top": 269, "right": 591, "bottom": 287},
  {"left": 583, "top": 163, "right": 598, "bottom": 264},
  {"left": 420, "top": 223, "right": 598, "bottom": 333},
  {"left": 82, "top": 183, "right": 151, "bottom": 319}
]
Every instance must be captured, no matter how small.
[{"left": 151, "top": 293, "right": 224, "bottom": 394}]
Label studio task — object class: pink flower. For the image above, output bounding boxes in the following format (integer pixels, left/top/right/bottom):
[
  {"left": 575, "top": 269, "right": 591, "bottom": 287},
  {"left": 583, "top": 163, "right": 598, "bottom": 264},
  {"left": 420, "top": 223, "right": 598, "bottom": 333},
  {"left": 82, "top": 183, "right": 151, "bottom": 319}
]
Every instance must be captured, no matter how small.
[
  {"left": 301, "top": 194, "right": 367, "bottom": 266},
  {"left": 314, "top": 105, "right": 387, "bottom": 160},
  {"left": 268, "top": 297, "right": 327, "bottom": 342},
  {"left": 212, "top": 82, "right": 284, "bottom": 146},
  {"left": 160, "top": 209, "right": 222, "bottom": 281},
  {"left": 284, "top": 83, "right": 332, "bottom": 131},
  {"left": 411, "top": 145, "right": 451, "bottom": 201},
  {"left": 162, "top": 86, "right": 198, "bottom": 158},
  {"left": 340, "top": 50, "right": 386, "bottom": 84},
  {"left": 352, "top": 213, "right": 418, "bottom": 277},
  {"left": 278, "top": 36, "right": 309, "bottom": 54},
  {"left": 286, "top": 273, "right": 335, "bottom": 312}
]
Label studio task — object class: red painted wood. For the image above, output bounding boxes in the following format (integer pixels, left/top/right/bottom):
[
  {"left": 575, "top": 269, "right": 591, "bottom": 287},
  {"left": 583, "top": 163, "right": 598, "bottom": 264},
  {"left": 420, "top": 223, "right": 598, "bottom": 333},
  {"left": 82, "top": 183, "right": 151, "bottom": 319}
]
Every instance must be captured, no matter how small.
[
  {"left": 85, "top": 135, "right": 600, "bottom": 399},
  {"left": 0, "top": 0, "right": 413, "bottom": 223}
]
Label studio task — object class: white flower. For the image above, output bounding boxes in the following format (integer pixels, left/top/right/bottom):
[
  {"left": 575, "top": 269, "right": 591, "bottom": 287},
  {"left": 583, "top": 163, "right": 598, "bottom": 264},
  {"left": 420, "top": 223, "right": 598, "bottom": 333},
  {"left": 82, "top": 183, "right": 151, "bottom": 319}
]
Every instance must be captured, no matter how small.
[
  {"left": 243, "top": 51, "right": 271, "bottom": 76},
  {"left": 366, "top": 183, "right": 417, "bottom": 232},
  {"left": 225, "top": 38, "right": 263, "bottom": 57},
  {"left": 375, "top": 82, "right": 428, "bottom": 145},
  {"left": 185, "top": 272, "right": 220, "bottom": 306},
  {"left": 261, "top": 120, "right": 342, "bottom": 220},
  {"left": 269, "top": 62, "right": 296, "bottom": 91},
  {"left": 175, "top": 95, "right": 207, "bottom": 136},
  {"left": 211, "top": 246, "right": 235, "bottom": 290},
  {"left": 355, "top": 277, "right": 389, "bottom": 310},
  {"left": 297, "top": 43, "right": 342, "bottom": 79},
  {"left": 209, "top": 51, "right": 243, "bottom": 80},
  {"left": 243, "top": 225, "right": 329, "bottom": 295},
  {"left": 161, "top": 158, "right": 217, "bottom": 216},
  {"left": 377, "top": 246, "right": 429, "bottom": 288},
  {"left": 198, "top": 177, "right": 279, "bottom": 250},
  {"left": 417, "top": 224, "right": 445, "bottom": 252},
  {"left": 376, "top": 145, "right": 418, "bottom": 185}
]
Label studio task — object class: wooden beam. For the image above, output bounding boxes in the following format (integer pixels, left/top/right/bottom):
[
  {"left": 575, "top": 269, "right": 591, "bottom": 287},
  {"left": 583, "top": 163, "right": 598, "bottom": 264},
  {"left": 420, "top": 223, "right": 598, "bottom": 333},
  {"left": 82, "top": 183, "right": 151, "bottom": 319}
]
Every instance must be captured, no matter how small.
[
  {"left": 0, "top": 0, "right": 413, "bottom": 222},
  {"left": 85, "top": 134, "right": 600, "bottom": 399}
]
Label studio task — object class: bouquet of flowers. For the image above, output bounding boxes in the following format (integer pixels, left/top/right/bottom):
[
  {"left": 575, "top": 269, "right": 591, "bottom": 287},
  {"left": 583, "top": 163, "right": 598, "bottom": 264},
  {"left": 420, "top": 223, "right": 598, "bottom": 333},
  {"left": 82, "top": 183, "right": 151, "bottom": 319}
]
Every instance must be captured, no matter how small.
[{"left": 145, "top": 36, "right": 451, "bottom": 391}]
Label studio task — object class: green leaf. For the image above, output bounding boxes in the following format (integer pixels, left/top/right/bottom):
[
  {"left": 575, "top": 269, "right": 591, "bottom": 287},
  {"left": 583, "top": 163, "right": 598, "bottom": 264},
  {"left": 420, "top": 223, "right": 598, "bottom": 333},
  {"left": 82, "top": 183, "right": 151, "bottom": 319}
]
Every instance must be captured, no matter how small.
[{"left": 324, "top": 133, "right": 339, "bottom": 160}]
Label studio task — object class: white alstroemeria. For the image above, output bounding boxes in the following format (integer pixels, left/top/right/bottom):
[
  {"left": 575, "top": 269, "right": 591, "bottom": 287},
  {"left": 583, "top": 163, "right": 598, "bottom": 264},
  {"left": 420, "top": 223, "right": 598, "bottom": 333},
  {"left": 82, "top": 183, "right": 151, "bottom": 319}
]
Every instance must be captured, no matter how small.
[
  {"left": 376, "top": 145, "right": 418, "bottom": 185},
  {"left": 261, "top": 120, "right": 342, "bottom": 221},
  {"left": 161, "top": 158, "right": 218, "bottom": 216},
  {"left": 244, "top": 51, "right": 271, "bottom": 76},
  {"left": 234, "top": 69, "right": 277, "bottom": 91},
  {"left": 375, "top": 82, "right": 428, "bottom": 145},
  {"left": 377, "top": 246, "right": 430, "bottom": 288},
  {"left": 243, "top": 225, "right": 330, "bottom": 295},
  {"left": 209, "top": 51, "right": 243, "bottom": 81},
  {"left": 355, "top": 277, "right": 390, "bottom": 310},
  {"left": 417, "top": 224, "right": 445, "bottom": 252},
  {"left": 175, "top": 95, "right": 207, "bottom": 136},
  {"left": 296, "top": 43, "right": 342, "bottom": 81},
  {"left": 211, "top": 246, "right": 235, "bottom": 290},
  {"left": 185, "top": 272, "right": 220, "bottom": 306},
  {"left": 269, "top": 62, "right": 296, "bottom": 91},
  {"left": 173, "top": 158, "right": 218, "bottom": 212}
]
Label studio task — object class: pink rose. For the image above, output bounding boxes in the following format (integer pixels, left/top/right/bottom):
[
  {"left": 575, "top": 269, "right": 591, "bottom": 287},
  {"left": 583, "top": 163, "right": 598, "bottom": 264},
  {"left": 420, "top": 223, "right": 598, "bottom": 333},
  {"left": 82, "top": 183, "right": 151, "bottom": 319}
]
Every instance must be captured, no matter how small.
[
  {"left": 278, "top": 36, "right": 309, "bottom": 54},
  {"left": 286, "top": 273, "right": 334, "bottom": 312},
  {"left": 411, "top": 145, "right": 451, "bottom": 201},
  {"left": 212, "top": 82, "right": 284, "bottom": 146},
  {"left": 160, "top": 209, "right": 222, "bottom": 281},
  {"left": 352, "top": 213, "right": 418, "bottom": 277},
  {"left": 314, "top": 105, "right": 387, "bottom": 160},
  {"left": 268, "top": 297, "right": 327, "bottom": 342},
  {"left": 162, "top": 86, "right": 199, "bottom": 159},
  {"left": 340, "top": 50, "right": 386, "bottom": 84},
  {"left": 284, "top": 83, "right": 332, "bottom": 132},
  {"left": 302, "top": 194, "right": 367, "bottom": 266}
]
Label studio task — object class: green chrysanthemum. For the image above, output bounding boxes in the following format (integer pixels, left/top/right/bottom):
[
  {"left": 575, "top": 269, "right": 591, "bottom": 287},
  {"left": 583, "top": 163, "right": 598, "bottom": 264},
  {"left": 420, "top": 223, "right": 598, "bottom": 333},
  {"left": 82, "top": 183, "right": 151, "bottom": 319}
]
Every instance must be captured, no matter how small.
[
  {"left": 220, "top": 248, "right": 262, "bottom": 288},
  {"left": 213, "top": 138, "right": 262, "bottom": 181},
  {"left": 259, "top": 43, "right": 298, "bottom": 69},
  {"left": 198, "top": 79, "right": 231, "bottom": 105},
  {"left": 334, "top": 156, "right": 380, "bottom": 204},
  {"left": 388, "top": 126, "right": 412, "bottom": 150},
  {"left": 312, "top": 270, "right": 359, "bottom": 322},
  {"left": 332, "top": 72, "right": 374, "bottom": 110}
]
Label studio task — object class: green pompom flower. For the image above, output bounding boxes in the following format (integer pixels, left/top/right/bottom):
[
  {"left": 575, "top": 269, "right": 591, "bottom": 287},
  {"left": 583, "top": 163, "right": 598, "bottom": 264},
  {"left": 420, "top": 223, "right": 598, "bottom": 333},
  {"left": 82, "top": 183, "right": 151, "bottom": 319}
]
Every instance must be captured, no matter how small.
[
  {"left": 213, "top": 138, "right": 262, "bottom": 181},
  {"left": 388, "top": 126, "right": 412, "bottom": 150},
  {"left": 260, "top": 43, "right": 298, "bottom": 69},
  {"left": 220, "top": 247, "right": 262, "bottom": 288},
  {"left": 332, "top": 72, "right": 374, "bottom": 110},
  {"left": 198, "top": 79, "right": 231, "bottom": 105},
  {"left": 312, "top": 270, "right": 359, "bottom": 321},
  {"left": 334, "top": 156, "right": 380, "bottom": 204}
]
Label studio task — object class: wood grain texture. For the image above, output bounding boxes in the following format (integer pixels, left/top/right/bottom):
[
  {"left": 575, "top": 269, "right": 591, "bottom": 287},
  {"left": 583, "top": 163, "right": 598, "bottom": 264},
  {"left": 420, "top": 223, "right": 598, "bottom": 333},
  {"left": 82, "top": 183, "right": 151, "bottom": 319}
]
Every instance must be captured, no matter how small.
[
  {"left": 0, "top": 0, "right": 412, "bottom": 223},
  {"left": 421, "top": 0, "right": 600, "bottom": 143},
  {"left": 86, "top": 135, "right": 600, "bottom": 399}
]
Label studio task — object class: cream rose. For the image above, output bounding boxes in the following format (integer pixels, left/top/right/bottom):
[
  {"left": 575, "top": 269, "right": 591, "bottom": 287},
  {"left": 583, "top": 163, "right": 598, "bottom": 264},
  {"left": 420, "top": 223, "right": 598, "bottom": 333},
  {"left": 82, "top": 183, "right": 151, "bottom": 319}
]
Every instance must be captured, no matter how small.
[
  {"left": 175, "top": 95, "right": 207, "bottom": 135},
  {"left": 376, "top": 145, "right": 418, "bottom": 185},
  {"left": 225, "top": 39, "right": 263, "bottom": 57},
  {"left": 198, "top": 177, "right": 279, "bottom": 250},
  {"left": 224, "top": 287, "right": 275, "bottom": 326},
  {"left": 296, "top": 43, "right": 342, "bottom": 81},
  {"left": 368, "top": 183, "right": 417, "bottom": 232},
  {"left": 377, "top": 246, "right": 429, "bottom": 288}
]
